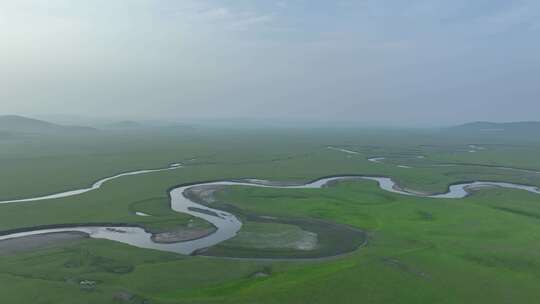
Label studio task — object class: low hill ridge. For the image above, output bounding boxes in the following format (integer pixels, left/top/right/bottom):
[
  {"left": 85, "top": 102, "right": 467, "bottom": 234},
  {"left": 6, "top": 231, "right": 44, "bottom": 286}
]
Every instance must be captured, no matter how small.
[{"left": 0, "top": 115, "right": 96, "bottom": 134}]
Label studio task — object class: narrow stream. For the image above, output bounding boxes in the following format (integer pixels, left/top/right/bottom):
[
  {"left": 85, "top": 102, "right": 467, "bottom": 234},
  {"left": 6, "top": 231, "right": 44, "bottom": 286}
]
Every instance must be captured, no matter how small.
[{"left": 0, "top": 163, "right": 183, "bottom": 204}]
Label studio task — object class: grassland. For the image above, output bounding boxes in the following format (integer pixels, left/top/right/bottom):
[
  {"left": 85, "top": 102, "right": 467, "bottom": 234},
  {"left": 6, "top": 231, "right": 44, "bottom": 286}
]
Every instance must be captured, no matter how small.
[{"left": 0, "top": 127, "right": 540, "bottom": 303}]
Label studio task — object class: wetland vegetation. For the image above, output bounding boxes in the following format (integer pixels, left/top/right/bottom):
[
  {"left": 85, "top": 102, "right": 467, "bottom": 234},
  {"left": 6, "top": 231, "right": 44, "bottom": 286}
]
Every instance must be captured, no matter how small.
[{"left": 1, "top": 121, "right": 540, "bottom": 303}]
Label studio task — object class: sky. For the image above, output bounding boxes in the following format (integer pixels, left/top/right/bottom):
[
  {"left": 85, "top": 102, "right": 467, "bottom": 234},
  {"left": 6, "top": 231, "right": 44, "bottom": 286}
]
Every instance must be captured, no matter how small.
[{"left": 1, "top": 0, "right": 539, "bottom": 126}]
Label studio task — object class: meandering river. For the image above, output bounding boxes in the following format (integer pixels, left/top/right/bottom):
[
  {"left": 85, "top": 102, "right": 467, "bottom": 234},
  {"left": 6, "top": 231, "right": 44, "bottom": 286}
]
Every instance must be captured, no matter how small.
[{"left": 1, "top": 167, "right": 539, "bottom": 255}]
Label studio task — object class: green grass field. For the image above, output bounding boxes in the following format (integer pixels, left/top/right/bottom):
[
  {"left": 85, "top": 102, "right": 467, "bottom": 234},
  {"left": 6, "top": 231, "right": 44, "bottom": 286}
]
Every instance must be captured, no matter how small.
[{"left": 1, "top": 128, "right": 540, "bottom": 303}]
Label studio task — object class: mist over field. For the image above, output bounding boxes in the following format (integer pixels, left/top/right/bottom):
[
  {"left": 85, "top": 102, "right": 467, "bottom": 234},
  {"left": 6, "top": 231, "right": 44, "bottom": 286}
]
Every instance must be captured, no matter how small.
[{"left": 1, "top": 0, "right": 539, "bottom": 126}]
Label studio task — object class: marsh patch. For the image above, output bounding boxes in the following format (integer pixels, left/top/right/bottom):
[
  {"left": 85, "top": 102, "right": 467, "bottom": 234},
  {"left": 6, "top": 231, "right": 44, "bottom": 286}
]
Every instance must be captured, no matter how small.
[
  {"left": 225, "top": 222, "right": 318, "bottom": 251},
  {"left": 64, "top": 249, "right": 134, "bottom": 274},
  {"left": 0, "top": 232, "right": 87, "bottom": 256},
  {"left": 417, "top": 210, "right": 434, "bottom": 221}
]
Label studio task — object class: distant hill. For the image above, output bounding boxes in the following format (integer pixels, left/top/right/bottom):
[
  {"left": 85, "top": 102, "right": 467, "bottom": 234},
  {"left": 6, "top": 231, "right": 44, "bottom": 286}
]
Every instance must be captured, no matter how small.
[
  {"left": 104, "top": 120, "right": 196, "bottom": 132},
  {"left": 106, "top": 120, "right": 143, "bottom": 129},
  {"left": 0, "top": 115, "right": 96, "bottom": 135},
  {"left": 450, "top": 121, "right": 540, "bottom": 132},
  {"left": 446, "top": 121, "right": 540, "bottom": 138}
]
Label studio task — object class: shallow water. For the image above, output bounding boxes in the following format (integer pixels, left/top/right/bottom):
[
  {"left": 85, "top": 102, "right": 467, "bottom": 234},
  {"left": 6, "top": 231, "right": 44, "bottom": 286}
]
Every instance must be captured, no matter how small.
[
  {"left": 327, "top": 146, "right": 359, "bottom": 155},
  {"left": 397, "top": 165, "right": 412, "bottom": 169},
  {"left": 1, "top": 172, "right": 540, "bottom": 255},
  {"left": 0, "top": 177, "right": 355, "bottom": 255}
]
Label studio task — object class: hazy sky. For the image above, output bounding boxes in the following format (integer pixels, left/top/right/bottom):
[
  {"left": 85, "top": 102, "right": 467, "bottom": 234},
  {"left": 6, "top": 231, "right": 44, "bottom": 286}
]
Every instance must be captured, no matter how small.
[{"left": 1, "top": 0, "right": 539, "bottom": 125}]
